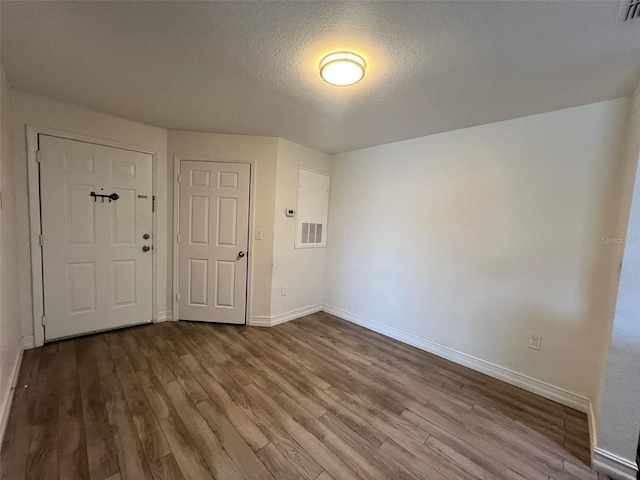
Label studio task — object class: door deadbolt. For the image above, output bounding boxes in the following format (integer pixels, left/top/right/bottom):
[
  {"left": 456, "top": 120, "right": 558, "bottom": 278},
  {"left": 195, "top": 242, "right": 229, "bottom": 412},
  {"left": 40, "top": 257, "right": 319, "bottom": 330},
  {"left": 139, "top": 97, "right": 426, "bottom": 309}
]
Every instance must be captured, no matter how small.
[
  {"left": 142, "top": 245, "right": 150, "bottom": 252},
  {"left": 143, "top": 234, "right": 150, "bottom": 240}
]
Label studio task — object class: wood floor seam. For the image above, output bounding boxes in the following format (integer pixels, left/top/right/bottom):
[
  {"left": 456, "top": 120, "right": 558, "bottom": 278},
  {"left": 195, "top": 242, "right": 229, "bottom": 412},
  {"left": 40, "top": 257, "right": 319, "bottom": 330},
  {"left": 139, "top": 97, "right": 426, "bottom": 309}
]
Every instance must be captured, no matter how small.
[{"left": 1, "top": 313, "right": 608, "bottom": 480}]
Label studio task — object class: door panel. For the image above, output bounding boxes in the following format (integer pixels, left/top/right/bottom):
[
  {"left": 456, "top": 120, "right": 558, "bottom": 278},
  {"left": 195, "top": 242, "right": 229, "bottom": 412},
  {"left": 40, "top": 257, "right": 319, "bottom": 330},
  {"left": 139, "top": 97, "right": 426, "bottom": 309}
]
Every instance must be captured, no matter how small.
[
  {"left": 189, "top": 196, "right": 210, "bottom": 244},
  {"left": 64, "top": 183, "right": 96, "bottom": 244},
  {"left": 216, "top": 261, "right": 235, "bottom": 307},
  {"left": 67, "top": 262, "right": 96, "bottom": 313},
  {"left": 178, "top": 161, "right": 250, "bottom": 324},
  {"left": 40, "top": 135, "right": 153, "bottom": 340},
  {"left": 189, "top": 258, "right": 209, "bottom": 306},
  {"left": 112, "top": 188, "right": 136, "bottom": 244},
  {"left": 112, "top": 260, "right": 136, "bottom": 306},
  {"left": 217, "top": 197, "right": 237, "bottom": 246}
]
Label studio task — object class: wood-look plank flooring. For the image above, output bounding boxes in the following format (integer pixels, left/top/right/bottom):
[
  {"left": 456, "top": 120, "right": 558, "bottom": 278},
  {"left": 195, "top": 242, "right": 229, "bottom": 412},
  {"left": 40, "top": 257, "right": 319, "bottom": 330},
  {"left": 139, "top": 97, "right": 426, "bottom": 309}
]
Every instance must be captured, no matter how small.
[{"left": 1, "top": 312, "right": 610, "bottom": 480}]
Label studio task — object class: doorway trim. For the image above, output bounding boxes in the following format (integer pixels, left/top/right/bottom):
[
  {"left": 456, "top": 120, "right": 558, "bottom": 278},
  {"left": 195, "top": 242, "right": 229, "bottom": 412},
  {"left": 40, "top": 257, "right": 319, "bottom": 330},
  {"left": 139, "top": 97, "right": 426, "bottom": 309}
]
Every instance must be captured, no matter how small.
[
  {"left": 26, "top": 125, "right": 160, "bottom": 347},
  {"left": 172, "top": 156, "right": 253, "bottom": 325}
]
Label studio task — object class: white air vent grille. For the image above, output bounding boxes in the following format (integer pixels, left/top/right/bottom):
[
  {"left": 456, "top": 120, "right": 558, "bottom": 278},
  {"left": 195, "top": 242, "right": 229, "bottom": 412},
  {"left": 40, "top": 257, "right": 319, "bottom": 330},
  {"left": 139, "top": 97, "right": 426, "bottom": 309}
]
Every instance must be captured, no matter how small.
[
  {"left": 300, "top": 222, "right": 323, "bottom": 245},
  {"left": 624, "top": 0, "right": 640, "bottom": 21},
  {"left": 296, "top": 168, "right": 330, "bottom": 249}
]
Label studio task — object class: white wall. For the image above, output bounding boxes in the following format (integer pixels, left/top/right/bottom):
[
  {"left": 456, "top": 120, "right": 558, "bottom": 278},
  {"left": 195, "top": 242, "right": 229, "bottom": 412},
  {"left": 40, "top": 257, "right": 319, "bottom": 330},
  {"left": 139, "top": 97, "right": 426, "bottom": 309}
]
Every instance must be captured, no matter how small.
[
  {"left": 324, "top": 98, "right": 631, "bottom": 409},
  {"left": 167, "top": 131, "right": 279, "bottom": 319},
  {"left": 10, "top": 91, "right": 169, "bottom": 340},
  {"left": 0, "top": 69, "right": 23, "bottom": 437},
  {"left": 595, "top": 82, "right": 640, "bottom": 474},
  {"left": 270, "top": 138, "right": 331, "bottom": 319}
]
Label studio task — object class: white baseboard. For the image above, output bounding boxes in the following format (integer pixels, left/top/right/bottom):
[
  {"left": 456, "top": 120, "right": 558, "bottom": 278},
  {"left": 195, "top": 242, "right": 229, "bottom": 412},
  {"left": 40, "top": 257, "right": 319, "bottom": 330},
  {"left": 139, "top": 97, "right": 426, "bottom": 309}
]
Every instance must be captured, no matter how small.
[
  {"left": 21, "top": 335, "right": 34, "bottom": 350},
  {"left": 248, "top": 316, "right": 272, "bottom": 327},
  {"left": 157, "top": 311, "right": 174, "bottom": 322},
  {"left": 250, "top": 303, "right": 323, "bottom": 327},
  {"left": 593, "top": 448, "right": 638, "bottom": 480},
  {"left": 0, "top": 338, "right": 25, "bottom": 445},
  {"left": 322, "top": 304, "right": 592, "bottom": 414},
  {"left": 588, "top": 401, "right": 598, "bottom": 461}
]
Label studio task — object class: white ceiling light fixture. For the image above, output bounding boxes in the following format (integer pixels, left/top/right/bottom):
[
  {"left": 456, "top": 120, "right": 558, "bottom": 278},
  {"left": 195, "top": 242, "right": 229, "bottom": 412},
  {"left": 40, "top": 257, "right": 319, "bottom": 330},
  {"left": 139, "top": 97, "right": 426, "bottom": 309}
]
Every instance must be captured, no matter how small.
[{"left": 319, "top": 52, "right": 366, "bottom": 87}]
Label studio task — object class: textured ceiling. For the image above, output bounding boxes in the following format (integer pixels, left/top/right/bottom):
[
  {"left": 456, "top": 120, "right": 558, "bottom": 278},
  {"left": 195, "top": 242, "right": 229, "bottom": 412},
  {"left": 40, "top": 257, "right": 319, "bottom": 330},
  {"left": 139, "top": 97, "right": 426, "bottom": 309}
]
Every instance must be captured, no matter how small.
[{"left": 2, "top": 1, "right": 639, "bottom": 153}]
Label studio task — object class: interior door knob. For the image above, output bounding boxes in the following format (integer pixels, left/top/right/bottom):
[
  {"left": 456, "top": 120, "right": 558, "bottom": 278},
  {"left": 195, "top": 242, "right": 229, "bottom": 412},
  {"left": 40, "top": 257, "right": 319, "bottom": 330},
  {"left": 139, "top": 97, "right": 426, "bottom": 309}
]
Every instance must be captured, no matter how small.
[
  {"left": 143, "top": 233, "right": 150, "bottom": 240},
  {"left": 142, "top": 245, "right": 150, "bottom": 252},
  {"left": 238, "top": 251, "right": 245, "bottom": 258}
]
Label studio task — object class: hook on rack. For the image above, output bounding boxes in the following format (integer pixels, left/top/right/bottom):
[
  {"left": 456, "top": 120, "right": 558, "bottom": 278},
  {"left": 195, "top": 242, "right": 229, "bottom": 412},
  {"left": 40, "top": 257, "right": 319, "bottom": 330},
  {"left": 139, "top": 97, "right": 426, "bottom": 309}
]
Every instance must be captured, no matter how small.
[{"left": 90, "top": 192, "right": 120, "bottom": 203}]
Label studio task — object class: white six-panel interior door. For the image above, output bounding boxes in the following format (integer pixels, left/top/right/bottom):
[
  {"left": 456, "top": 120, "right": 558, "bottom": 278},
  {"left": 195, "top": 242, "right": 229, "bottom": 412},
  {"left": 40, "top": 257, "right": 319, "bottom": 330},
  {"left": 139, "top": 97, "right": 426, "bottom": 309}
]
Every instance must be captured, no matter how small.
[
  {"left": 39, "top": 135, "right": 154, "bottom": 340},
  {"left": 177, "top": 161, "right": 250, "bottom": 324}
]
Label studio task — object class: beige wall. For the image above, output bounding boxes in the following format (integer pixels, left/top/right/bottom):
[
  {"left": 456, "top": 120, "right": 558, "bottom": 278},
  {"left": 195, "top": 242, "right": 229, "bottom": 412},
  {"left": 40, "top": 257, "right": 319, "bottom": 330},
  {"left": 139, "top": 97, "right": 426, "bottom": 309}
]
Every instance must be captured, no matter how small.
[
  {"left": 10, "top": 91, "right": 169, "bottom": 340},
  {"left": 270, "top": 138, "right": 331, "bottom": 318},
  {"left": 324, "top": 98, "right": 631, "bottom": 412},
  {"left": 167, "top": 131, "right": 279, "bottom": 319},
  {"left": 0, "top": 69, "right": 23, "bottom": 436},
  {"left": 595, "top": 81, "right": 640, "bottom": 474}
]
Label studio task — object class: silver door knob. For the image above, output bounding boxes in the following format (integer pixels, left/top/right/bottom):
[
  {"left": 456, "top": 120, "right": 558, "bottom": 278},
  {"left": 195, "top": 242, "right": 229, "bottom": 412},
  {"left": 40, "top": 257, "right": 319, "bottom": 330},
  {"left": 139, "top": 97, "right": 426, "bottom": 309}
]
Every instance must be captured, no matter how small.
[
  {"left": 238, "top": 251, "right": 245, "bottom": 258},
  {"left": 142, "top": 245, "right": 150, "bottom": 252}
]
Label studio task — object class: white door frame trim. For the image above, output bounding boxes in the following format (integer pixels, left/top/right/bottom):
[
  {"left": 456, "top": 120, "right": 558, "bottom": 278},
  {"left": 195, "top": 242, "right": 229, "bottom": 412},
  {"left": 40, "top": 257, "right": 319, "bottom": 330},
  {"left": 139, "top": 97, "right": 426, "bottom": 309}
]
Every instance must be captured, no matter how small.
[
  {"left": 26, "top": 125, "right": 159, "bottom": 347},
  {"left": 173, "top": 155, "right": 253, "bottom": 325}
]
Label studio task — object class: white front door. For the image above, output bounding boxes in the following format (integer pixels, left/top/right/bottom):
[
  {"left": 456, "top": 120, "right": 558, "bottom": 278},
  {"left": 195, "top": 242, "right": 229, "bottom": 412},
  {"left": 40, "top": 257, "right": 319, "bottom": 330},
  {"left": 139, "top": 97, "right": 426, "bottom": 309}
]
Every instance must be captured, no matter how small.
[
  {"left": 39, "top": 135, "right": 153, "bottom": 340},
  {"left": 178, "top": 161, "right": 250, "bottom": 324}
]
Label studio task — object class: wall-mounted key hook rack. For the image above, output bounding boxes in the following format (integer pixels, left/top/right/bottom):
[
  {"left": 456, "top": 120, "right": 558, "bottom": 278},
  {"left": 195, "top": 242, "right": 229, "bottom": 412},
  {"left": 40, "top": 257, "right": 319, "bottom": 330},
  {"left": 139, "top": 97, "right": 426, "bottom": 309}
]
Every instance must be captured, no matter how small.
[{"left": 90, "top": 192, "right": 120, "bottom": 203}]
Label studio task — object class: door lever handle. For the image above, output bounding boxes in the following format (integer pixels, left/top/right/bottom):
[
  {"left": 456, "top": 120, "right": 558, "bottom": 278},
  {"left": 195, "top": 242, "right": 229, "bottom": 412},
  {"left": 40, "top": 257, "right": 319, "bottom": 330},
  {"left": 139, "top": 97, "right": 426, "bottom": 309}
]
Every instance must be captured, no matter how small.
[{"left": 238, "top": 251, "right": 246, "bottom": 258}]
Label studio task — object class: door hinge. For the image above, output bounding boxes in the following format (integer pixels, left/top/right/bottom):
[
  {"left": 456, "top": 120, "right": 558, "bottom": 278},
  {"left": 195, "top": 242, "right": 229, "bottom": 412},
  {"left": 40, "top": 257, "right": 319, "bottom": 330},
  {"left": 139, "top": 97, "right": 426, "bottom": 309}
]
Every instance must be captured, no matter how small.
[
  {"left": 39, "top": 234, "right": 43, "bottom": 247},
  {"left": 36, "top": 150, "right": 42, "bottom": 163},
  {"left": 152, "top": 195, "right": 156, "bottom": 213},
  {"left": 176, "top": 234, "right": 180, "bottom": 243},
  {"left": 176, "top": 293, "right": 180, "bottom": 301},
  {"left": 177, "top": 174, "right": 182, "bottom": 183},
  {"left": 41, "top": 315, "right": 46, "bottom": 326}
]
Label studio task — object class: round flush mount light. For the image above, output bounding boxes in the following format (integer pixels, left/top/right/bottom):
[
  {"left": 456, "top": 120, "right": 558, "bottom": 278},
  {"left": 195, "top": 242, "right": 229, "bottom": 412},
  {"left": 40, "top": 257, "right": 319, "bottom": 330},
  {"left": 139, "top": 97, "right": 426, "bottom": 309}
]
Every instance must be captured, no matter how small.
[{"left": 319, "top": 52, "right": 366, "bottom": 87}]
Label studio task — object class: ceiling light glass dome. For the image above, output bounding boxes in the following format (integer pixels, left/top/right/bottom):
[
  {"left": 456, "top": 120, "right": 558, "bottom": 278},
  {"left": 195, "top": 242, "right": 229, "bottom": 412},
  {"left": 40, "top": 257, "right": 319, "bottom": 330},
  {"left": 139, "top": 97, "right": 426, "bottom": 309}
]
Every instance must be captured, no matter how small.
[{"left": 319, "top": 52, "right": 366, "bottom": 87}]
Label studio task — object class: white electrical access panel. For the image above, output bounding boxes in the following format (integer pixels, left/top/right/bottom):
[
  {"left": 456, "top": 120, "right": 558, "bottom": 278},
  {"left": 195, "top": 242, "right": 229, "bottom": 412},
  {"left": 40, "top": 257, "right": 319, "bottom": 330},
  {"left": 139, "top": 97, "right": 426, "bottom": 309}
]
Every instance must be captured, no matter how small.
[{"left": 295, "top": 168, "right": 330, "bottom": 248}]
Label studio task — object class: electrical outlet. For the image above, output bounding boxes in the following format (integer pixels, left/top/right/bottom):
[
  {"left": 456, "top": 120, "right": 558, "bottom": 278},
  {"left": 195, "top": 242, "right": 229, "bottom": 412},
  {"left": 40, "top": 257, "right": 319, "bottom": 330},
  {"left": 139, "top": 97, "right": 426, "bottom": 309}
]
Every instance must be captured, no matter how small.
[
  {"left": 281, "top": 286, "right": 287, "bottom": 296},
  {"left": 528, "top": 336, "right": 542, "bottom": 351},
  {"left": 255, "top": 229, "right": 263, "bottom": 240}
]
